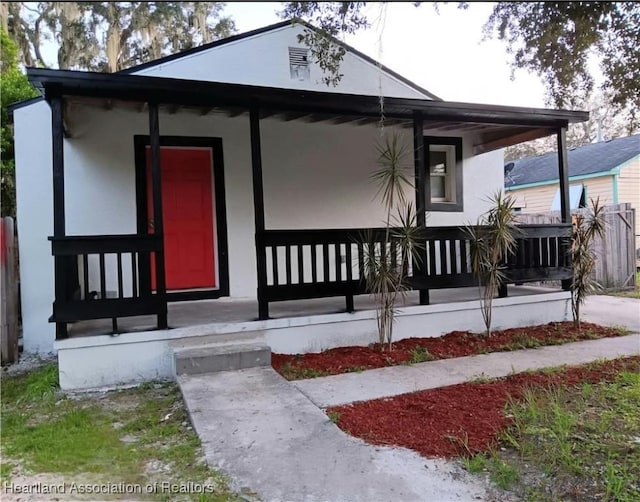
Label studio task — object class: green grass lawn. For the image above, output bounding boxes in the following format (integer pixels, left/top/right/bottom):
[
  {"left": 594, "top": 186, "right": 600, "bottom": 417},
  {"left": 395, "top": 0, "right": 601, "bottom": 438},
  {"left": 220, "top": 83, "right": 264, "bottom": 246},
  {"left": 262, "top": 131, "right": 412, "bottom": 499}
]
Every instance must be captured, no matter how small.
[
  {"left": 1, "top": 363, "right": 241, "bottom": 501},
  {"left": 464, "top": 369, "right": 640, "bottom": 501}
]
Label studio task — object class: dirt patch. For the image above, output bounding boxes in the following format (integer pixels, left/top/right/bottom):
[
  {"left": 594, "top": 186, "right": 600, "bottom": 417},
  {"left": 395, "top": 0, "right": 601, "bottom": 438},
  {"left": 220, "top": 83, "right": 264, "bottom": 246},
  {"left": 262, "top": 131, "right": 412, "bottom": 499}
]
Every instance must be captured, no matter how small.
[
  {"left": 327, "top": 356, "right": 640, "bottom": 459},
  {"left": 2, "top": 352, "right": 57, "bottom": 377},
  {"left": 272, "top": 322, "right": 626, "bottom": 379},
  {"left": 1, "top": 367, "right": 235, "bottom": 502}
]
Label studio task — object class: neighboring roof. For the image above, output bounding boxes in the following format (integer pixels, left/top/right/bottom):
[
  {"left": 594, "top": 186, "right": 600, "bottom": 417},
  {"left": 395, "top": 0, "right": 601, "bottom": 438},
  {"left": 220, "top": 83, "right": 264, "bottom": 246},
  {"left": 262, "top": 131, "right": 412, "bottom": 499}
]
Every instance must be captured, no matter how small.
[
  {"left": 119, "top": 19, "right": 441, "bottom": 101},
  {"left": 505, "top": 134, "right": 640, "bottom": 188}
]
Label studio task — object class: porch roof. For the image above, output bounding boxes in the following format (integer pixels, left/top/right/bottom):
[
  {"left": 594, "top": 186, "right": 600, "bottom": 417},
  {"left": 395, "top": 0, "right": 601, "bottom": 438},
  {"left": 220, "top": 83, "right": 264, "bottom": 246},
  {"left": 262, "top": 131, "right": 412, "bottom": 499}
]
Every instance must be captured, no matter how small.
[{"left": 27, "top": 67, "right": 589, "bottom": 153}]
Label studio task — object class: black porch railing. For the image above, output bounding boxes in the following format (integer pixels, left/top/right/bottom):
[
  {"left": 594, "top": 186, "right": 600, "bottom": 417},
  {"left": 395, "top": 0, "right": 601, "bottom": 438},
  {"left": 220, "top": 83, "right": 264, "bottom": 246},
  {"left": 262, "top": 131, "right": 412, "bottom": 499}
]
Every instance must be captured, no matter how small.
[
  {"left": 257, "top": 224, "right": 572, "bottom": 317},
  {"left": 48, "top": 224, "right": 572, "bottom": 332},
  {"left": 49, "top": 234, "right": 165, "bottom": 325}
]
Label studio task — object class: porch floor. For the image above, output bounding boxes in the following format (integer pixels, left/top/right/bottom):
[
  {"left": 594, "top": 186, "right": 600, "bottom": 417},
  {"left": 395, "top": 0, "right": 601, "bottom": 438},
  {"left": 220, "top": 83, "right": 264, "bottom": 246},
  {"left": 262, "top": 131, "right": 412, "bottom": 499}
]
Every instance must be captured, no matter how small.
[{"left": 67, "top": 284, "right": 560, "bottom": 338}]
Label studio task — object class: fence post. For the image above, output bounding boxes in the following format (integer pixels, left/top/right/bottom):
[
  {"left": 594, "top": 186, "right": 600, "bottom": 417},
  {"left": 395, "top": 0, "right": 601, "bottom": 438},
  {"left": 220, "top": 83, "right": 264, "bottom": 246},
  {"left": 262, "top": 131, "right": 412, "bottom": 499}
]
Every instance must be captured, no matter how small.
[{"left": 1, "top": 217, "right": 19, "bottom": 365}]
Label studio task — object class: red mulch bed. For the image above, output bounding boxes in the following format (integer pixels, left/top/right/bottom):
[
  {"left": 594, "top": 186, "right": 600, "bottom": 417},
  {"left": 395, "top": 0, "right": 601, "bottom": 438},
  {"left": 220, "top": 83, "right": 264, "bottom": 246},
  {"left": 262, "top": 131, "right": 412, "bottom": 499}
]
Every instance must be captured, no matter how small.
[
  {"left": 328, "top": 356, "right": 640, "bottom": 459},
  {"left": 272, "top": 322, "right": 625, "bottom": 379}
]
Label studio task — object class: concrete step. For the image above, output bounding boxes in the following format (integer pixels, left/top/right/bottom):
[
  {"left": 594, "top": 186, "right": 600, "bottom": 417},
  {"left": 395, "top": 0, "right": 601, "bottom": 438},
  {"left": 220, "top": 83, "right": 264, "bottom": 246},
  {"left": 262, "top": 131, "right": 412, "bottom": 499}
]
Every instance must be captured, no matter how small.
[
  {"left": 174, "top": 342, "right": 271, "bottom": 376},
  {"left": 169, "top": 329, "right": 266, "bottom": 352}
]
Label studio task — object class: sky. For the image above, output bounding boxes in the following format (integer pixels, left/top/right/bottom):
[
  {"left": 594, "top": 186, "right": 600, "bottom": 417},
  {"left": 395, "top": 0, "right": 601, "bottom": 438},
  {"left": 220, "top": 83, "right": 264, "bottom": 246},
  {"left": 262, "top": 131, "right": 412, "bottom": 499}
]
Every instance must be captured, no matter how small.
[{"left": 222, "top": 2, "right": 549, "bottom": 108}]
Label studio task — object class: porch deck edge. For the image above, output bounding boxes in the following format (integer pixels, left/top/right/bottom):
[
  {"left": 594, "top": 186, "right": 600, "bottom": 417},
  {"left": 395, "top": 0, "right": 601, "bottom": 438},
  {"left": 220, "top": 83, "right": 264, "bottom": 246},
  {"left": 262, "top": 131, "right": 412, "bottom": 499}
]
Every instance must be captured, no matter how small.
[
  {"left": 54, "top": 291, "right": 570, "bottom": 351},
  {"left": 55, "top": 291, "right": 571, "bottom": 390}
]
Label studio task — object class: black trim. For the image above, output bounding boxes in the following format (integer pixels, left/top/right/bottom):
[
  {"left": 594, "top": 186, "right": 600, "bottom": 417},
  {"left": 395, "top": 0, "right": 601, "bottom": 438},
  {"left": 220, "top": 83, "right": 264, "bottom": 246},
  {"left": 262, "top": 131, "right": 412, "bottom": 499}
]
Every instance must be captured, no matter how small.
[
  {"left": 166, "top": 290, "right": 226, "bottom": 302},
  {"left": 51, "top": 95, "right": 68, "bottom": 339},
  {"left": 51, "top": 297, "right": 166, "bottom": 323},
  {"left": 250, "top": 107, "right": 269, "bottom": 320},
  {"left": 26, "top": 67, "right": 588, "bottom": 127},
  {"left": 133, "top": 135, "right": 230, "bottom": 301},
  {"left": 413, "top": 112, "right": 429, "bottom": 304},
  {"left": 119, "top": 21, "right": 294, "bottom": 75},
  {"left": 147, "top": 104, "right": 168, "bottom": 328},
  {"left": 118, "top": 19, "right": 440, "bottom": 100},
  {"left": 556, "top": 127, "right": 572, "bottom": 291},
  {"left": 424, "top": 136, "right": 464, "bottom": 212},
  {"left": 7, "top": 96, "right": 44, "bottom": 115}
]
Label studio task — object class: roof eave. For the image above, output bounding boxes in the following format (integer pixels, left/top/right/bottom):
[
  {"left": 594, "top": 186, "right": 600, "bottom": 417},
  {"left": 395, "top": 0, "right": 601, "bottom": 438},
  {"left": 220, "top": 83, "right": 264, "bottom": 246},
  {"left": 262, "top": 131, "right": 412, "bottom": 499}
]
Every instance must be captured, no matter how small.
[{"left": 26, "top": 68, "right": 589, "bottom": 129}]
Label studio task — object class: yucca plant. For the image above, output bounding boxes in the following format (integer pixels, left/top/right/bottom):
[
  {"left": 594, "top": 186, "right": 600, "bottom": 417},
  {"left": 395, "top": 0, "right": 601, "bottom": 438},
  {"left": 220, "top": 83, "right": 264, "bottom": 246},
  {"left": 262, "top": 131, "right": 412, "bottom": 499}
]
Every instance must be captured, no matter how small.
[
  {"left": 362, "top": 132, "right": 422, "bottom": 351},
  {"left": 464, "top": 191, "right": 519, "bottom": 336},
  {"left": 570, "top": 198, "right": 606, "bottom": 329}
]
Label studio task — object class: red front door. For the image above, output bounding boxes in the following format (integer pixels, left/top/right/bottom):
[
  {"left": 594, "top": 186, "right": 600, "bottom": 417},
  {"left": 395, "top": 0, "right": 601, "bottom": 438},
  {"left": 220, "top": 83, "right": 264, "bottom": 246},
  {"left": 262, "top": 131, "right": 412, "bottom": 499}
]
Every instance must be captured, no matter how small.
[{"left": 146, "top": 147, "right": 216, "bottom": 290}]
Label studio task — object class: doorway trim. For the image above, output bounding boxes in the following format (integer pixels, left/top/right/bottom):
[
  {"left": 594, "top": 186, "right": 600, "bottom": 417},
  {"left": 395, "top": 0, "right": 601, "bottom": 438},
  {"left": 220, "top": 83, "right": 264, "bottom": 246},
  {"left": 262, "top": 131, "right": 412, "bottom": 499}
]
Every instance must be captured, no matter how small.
[{"left": 134, "top": 135, "right": 230, "bottom": 301}]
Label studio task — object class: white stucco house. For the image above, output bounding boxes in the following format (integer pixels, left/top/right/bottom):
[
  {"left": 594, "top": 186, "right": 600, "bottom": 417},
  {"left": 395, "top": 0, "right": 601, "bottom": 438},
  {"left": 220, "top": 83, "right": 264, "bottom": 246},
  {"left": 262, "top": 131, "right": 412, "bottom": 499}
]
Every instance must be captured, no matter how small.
[{"left": 11, "top": 20, "right": 587, "bottom": 389}]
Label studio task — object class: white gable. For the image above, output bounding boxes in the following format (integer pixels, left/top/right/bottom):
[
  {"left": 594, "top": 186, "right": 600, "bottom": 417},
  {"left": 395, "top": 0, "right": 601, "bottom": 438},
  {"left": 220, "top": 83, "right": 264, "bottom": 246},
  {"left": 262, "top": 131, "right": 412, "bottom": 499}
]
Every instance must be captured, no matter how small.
[{"left": 132, "top": 23, "right": 432, "bottom": 100}]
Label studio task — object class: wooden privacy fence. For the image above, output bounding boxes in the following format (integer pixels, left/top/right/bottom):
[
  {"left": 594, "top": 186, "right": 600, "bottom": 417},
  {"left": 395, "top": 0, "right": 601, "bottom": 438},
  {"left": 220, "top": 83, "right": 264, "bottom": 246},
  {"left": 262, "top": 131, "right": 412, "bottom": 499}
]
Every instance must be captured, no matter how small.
[
  {"left": 517, "top": 203, "right": 637, "bottom": 290},
  {"left": 1, "top": 217, "right": 19, "bottom": 364}
]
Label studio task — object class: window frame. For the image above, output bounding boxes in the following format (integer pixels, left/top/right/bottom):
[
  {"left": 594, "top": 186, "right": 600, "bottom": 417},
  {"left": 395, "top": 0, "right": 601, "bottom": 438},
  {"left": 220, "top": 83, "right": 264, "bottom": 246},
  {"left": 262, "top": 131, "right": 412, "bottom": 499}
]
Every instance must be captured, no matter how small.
[{"left": 424, "top": 136, "right": 463, "bottom": 212}]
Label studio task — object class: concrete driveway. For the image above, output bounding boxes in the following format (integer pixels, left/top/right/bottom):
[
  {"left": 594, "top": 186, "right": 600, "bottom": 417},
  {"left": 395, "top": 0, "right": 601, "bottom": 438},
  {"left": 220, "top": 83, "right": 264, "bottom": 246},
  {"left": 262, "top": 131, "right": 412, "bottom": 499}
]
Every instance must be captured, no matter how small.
[{"left": 582, "top": 295, "right": 640, "bottom": 333}]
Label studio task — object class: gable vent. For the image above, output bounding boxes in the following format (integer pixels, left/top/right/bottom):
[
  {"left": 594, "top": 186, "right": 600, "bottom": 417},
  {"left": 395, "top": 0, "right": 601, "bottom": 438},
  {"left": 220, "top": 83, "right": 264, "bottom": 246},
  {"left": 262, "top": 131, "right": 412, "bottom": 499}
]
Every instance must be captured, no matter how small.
[{"left": 289, "top": 47, "right": 310, "bottom": 81}]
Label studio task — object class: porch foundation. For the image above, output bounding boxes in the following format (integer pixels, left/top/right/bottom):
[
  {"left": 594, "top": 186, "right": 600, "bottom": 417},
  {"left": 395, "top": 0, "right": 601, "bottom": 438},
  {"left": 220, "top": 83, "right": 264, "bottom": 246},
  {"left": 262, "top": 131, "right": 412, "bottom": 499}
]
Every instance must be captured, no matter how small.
[{"left": 55, "top": 289, "right": 570, "bottom": 390}]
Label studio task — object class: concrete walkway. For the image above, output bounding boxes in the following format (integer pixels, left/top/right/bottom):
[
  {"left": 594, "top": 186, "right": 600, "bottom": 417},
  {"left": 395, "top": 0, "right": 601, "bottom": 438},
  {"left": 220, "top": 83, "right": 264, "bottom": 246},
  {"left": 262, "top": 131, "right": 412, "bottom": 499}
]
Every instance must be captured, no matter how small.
[
  {"left": 179, "top": 368, "right": 492, "bottom": 502},
  {"left": 180, "top": 333, "right": 638, "bottom": 502},
  {"left": 294, "top": 334, "right": 640, "bottom": 408},
  {"left": 179, "top": 296, "right": 639, "bottom": 502}
]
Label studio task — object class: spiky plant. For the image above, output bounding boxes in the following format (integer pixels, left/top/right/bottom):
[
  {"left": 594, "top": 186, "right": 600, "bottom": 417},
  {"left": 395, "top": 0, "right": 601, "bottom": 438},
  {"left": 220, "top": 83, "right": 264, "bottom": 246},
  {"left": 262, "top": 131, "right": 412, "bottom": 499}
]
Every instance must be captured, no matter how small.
[
  {"left": 570, "top": 198, "right": 606, "bottom": 329},
  {"left": 465, "top": 191, "right": 519, "bottom": 336},
  {"left": 363, "top": 132, "right": 422, "bottom": 351}
]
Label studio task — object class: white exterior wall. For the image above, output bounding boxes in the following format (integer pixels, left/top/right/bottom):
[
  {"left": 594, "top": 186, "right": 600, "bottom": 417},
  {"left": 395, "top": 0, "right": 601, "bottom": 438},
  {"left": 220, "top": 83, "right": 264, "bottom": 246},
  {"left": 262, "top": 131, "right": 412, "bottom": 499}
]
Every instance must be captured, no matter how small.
[
  {"left": 261, "top": 120, "right": 503, "bottom": 228},
  {"left": 15, "top": 101, "right": 503, "bottom": 354},
  {"left": 133, "top": 24, "right": 430, "bottom": 99},
  {"left": 14, "top": 101, "right": 55, "bottom": 354}
]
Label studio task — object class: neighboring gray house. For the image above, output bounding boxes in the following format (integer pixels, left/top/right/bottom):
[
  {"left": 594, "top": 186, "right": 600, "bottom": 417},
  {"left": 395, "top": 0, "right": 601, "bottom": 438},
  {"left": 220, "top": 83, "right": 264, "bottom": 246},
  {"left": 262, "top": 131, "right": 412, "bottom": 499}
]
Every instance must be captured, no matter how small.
[{"left": 504, "top": 134, "right": 640, "bottom": 250}]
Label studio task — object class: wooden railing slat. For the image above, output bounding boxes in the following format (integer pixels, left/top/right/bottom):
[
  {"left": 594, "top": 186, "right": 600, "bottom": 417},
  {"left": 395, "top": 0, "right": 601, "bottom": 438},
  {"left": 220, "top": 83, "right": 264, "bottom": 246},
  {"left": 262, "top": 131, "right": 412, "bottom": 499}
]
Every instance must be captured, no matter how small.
[
  {"left": 285, "top": 245, "right": 292, "bottom": 285},
  {"left": 131, "top": 253, "right": 138, "bottom": 297},
  {"left": 271, "top": 246, "right": 279, "bottom": 286},
  {"left": 297, "top": 245, "right": 304, "bottom": 284},
  {"left": 82, "top": 254, "right": 89, "bottom": 300},
  {"left": 311, "top": 245, "right": 318, "bottom": 283},
  {"left": 117, "top": 253, "right": 124, "bottom": 298},
  {"left": 99, "top": 253, "right": 106, "bottom": 299},
  {"left": 322, "top": 243, "right": 330, "bottom": 283}
]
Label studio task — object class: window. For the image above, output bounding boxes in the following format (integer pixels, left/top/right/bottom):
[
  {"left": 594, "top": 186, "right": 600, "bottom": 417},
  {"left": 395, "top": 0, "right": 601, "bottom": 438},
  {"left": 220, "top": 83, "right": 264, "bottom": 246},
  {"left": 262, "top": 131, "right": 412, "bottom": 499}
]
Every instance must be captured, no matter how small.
[
  {"left": 550, "top": 184, "right": 586, "bottom": 211},
  {"left": 289, "top": 47, "right": 310, "bottom": 81},
  {"left": 424, "top": 136, "right": 463, "bottom": 212}
]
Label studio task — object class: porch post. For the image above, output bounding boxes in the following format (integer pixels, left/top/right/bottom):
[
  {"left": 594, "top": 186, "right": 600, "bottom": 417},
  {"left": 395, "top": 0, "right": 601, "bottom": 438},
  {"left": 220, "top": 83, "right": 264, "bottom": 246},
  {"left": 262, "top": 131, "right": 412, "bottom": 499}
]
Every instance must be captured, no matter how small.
[
  {"left": 148, "top": 103, "right": 168, "bottom": 328},
  {"left": 51, "top": 95, "right": 68, "bottom": 339},
  {"left": 413, "top": 111, "right": 429, "bottom": 304},
  {"left": 557, "top": 126, "right": 572, "bottom": 291},
  {"left": 250, "top": 105, "right": 269, "bottom": 319}
]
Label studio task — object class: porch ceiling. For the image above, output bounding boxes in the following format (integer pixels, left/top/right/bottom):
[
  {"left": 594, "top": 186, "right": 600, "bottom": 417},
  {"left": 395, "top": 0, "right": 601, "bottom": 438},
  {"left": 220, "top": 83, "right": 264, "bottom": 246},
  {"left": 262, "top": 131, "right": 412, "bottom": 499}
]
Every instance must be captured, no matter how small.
[{"left": 28, "top": 67, "right": 589, "bottom": 153}]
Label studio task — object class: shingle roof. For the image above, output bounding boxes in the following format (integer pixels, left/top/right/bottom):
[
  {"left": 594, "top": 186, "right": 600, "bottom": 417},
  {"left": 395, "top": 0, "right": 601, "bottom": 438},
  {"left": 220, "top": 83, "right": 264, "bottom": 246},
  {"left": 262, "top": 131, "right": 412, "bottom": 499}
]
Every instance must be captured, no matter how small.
[{"left": 505, "top": 134, "right": 640, "bottom": 188}]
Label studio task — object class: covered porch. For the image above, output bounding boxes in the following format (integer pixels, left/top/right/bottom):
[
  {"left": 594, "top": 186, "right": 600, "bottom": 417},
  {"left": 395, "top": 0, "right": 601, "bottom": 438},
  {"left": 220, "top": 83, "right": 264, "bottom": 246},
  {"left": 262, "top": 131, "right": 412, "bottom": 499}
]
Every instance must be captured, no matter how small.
[
  {"left": 67, "top": 284, "right": 559, "bottom": 338},
  {"left": 56, "top": 285, "right": 571, "bottom": 389},
  {"left": 27, "top": 68, "right": 587, "bottom": 342}
]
